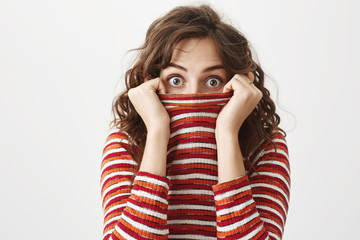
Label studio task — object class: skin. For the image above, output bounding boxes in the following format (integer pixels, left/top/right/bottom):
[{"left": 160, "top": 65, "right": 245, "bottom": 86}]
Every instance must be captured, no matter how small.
[{"left": 128, "top": 37, "right": 263, "bottom": 183}]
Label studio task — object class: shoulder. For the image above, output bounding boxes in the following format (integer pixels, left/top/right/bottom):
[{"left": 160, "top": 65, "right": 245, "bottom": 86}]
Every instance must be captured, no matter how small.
[
  {"left": 267, "top": 130, "right": 288, "bottom": 153},
  {"left": 249, "top": 129, "right": 289, "bottom": 164},
  {"left": 248, "top": 129, "right": 291, "bottom": 181},
  {"left": 102, "top": 128, "right": 134, "bottom": 156},
  {"left": 104, "top": 128, "right": 131, "bottom": 144},
  {"left": 258, "top": 129, "right": 289, "bottom": 166}
]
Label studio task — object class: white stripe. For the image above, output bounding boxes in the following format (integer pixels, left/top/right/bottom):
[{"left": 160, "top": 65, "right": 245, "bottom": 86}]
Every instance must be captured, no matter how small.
[
  {"left": 169, "top": 189, "right": 214, "bottom": 196},
  {"left": 273, "top": 137, "right": 286, "bottom": 145},
  {"left": 251, "top": 148, "right": 266, "bottom": 164},
  {"left": 101, "top": 175, "right": 130, "bottom": 193},
  {"left": 103, "top": 192, "right": 130, "bottom": 209},
  {"left": 103, "top": 147, "right": 127, "bottom": 156},
  {"left": 169, "top": 234, "right": 216, "bottom": 239},
  {"left": 222, "top": 223, "right": 263, "bottom": 239},
  {"left": 104, "top": 146, "right": 128, "bottom": 154},
  {"left": 256, "top": 205, "right": 285, "bottom": 225},
  {"left": 171, "top": 112, "right": 218, "bottom": 121},
  {"left": 101, "top": 172, "right": 132, "bottom": 189},
  {"left": 256, "top": 159, "right": 290, "bottom": 177},
  {"left": 171, "top": 158, "right": 217, "bottom": 165},
  {"left": 127, "top": 201, "right": 167, "bottom": 219},
  {"left": 101, "top": 158, "right": 137, "bottom": 171},
  {"left": 113, "top": 224, "right": 138, "bottom": 240},
  {"left": 238, "top": 223, "right": 263, "bottom": 240},
  {"left": 168, "top": 219, "right": 216, "bottom": 227},
  {"left": 255, "top": 171, "right": 290, "bottom": 190},
  {"left": 167, "top": 173, "right": 217, "bottom": 181},
  {"left": 217, "top": 210, "right": 260, "bottom": 233},
  {"left": 121, "top": 213, "right": 169, "bottom": 235},
  {"left": 216, "top": 198, "right": 255, "bottom": 216},
  {"left": 251, "top": 182, "right": 289, "bottom": 203},
  {"left": 261, "top": 216, "right": 283, "bottom": 234},
  {"left": 262, "top": 149, "right": 289, "bottom": 161},
  {"left": 168, "top": 204, "right": 216, "bottom": 211},
  {"left": 167, "top": 158, "right": 217, "bottom": 167},
  {"left": 102, "top": 150, "right": 133, "bottom": 164},
  {"left": 130, "top": 189, "right": 168, "bottom": 208},
  {"left": 268, "top": 231, "right": 280, "bottom": 240},
  {"left": 131, "top": 189, "right": 168, "bottom": 204},
  {"left": 170, "top": 126, "right": 215, "bottom": 138},
  {"left": 253, "top": 193, "right": 287, "bottom": 214},
  {"left": 134, "top": 175, "right": 169, "bottom": 190},
  {"left": 162, "top": 98, "right": 229, "bottom": 104},
  {"left": 214, "top": 184, "right": 251, "bottom": 202},
  {"left": 104, "top": 232, "right": 118, "bottom": 240},
  {"left": 167, "top": 142, "right": 217, "bottom": 154},
  {"left": 251, "top": 137, "right": 287, "bottom": 163},
  {"left": 105, "top": 202, "right": 127, "bottom": 215},
  {"left": 105, "top": 136, "right": 129, "bottom": 145}
]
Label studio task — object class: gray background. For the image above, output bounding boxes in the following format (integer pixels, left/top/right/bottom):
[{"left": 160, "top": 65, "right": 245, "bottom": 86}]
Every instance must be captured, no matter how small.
[{"left": 1, "top": 0, "right": 359, "bottom": 239}]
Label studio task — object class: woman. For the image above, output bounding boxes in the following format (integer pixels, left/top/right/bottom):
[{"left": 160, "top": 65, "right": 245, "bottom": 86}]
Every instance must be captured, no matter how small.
[{"left": 101, "top": 4, "right": 290, "bottom": 240}]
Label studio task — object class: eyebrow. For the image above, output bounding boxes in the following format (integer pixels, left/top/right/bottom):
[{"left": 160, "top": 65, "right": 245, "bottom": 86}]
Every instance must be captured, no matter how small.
[{"left": 168, "top": 63, "right": 226, "bottom": 73}]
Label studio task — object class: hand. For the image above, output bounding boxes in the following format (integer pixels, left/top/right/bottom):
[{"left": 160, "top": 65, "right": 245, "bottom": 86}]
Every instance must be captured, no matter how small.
[
  {"left": 128, "top": 77, "right": 170, "bottom": 132},
  {"left": 216, "top": 72, "right": 263, "bottom": 134}
]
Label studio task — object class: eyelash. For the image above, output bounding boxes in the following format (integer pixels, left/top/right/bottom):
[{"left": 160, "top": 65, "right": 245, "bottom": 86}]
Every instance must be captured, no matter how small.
[
  {"left": 166, "top": 74, "right": 224, "bottom": 87},
  {"left": 206, "top": 75, "right": 224, "bottom": 85},
  {"left": 167, "top": 75, "right": 184, "bottom": 86}
]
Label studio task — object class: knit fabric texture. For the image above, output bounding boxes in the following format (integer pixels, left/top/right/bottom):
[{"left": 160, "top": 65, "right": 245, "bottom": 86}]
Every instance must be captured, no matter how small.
[
  {"left": 159, "top": 92, "right": 233, "bottom": 238},
  {"left": 100, "top": 92, "right": 291, "bottom": 240}
]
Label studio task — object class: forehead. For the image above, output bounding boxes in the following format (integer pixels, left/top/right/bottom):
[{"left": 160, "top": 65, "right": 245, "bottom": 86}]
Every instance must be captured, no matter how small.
[{"left": 171, "top": 38, "right": 222, "bottom": 64}]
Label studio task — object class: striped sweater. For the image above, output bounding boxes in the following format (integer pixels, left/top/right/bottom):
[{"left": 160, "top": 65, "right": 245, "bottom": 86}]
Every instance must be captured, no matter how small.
[{"left": 100, "top": 92, "right": 290, "bottom": 240}]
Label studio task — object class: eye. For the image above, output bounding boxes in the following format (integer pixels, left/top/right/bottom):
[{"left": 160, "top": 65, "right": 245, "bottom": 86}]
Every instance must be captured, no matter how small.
[
  {"left": 206, "top": 77, "right": 222, "bottom": 87},
  {"left": 168, "top": 76, "right": 183, "bottom": 86}
]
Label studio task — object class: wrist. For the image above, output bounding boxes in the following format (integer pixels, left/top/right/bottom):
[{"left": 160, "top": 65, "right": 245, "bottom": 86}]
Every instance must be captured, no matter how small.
[
  {"left": 141, "top": 126, "right": 169, "bottom": 177},
  {"left": 147, "top": 126, "right": 170, "bottom": 140},
  {"left": 215, "top": 127, "right": 239, "bottom": 141}
]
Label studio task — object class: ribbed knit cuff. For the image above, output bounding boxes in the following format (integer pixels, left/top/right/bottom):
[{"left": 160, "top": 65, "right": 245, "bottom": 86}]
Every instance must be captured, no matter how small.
[
  {"left": 211, "top": 175, "right": 260, "bottom": 235},
  {"left": 117, "top": 171, "right": 170, "bottom": 238},
  {"left": 135, "top": 171, "right": 170, "bottom": 192},
  {"left": 212, "top": 175, "right": 253, "bottom": 213}
]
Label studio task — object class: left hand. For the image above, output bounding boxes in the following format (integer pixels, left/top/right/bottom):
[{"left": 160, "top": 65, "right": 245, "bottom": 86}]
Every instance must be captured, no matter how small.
[{"left": 216, "top": 72, "right": 263, "bottom": 133}]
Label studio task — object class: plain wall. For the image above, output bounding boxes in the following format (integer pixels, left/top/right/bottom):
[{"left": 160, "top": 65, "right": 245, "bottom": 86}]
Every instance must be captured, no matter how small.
[{"left": 1, "top": 0, "right": 359, "bottom": 239}]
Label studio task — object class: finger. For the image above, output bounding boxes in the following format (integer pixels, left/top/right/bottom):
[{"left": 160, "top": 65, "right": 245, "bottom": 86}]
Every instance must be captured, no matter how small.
[
  {"left": 223, "top": 75, "right": 247, "bottom": 93},
  {"left": 232, "top": 74, "right": 252, "bottom": 89},
  {"left": 247, "top": 72, "right": 255, "bottom": 82},
  {"left": 145, "top": 77, "right": 167, "bottom": 94},
  {"left": 222, "top": 79, "right": 235, "bottom": 93},
  {"left": 227, "top": 74, "right": 261, "bottom": 101},
  {"left": 233, "top": 73, "right": 256, "bottom": 89},
  {"left": 156, "top": 78, "right": 167, "bottom": 94}
]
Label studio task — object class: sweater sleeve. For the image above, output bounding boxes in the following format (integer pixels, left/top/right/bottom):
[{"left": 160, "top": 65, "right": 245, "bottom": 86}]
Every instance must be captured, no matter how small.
[
  {"left": 212, "top": 131, "right": 290, "bottom": 240},
  {"left": 100, "top": 130, "right": 170, "bottom": 240}
]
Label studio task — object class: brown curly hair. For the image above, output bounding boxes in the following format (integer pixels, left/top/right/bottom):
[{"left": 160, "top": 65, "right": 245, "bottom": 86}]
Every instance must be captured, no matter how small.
[{"left": 110, "top": 4, "right": 285, "bottom": 175}]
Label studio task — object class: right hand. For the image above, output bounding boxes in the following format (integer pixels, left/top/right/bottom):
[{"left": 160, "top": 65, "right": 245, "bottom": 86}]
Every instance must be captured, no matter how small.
[{"left": 128, "top": 77, "right": 170, "bottom": 131}]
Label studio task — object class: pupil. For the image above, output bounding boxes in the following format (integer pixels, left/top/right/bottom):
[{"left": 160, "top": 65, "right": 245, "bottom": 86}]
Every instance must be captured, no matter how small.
[
  {"left": 210, "top": 79, "right": 217, "bottom": 86},
  {"left": 173, "top": 78, "right": 180, "bottom": 85}
]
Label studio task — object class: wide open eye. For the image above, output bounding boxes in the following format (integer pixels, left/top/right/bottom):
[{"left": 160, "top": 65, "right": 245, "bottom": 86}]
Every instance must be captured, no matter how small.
[
  {"left": 168, "top": 76, "right": 183, "bottom": 86},
  {"left": 206, "top": 77, "right": 222, "bottom": 87}
]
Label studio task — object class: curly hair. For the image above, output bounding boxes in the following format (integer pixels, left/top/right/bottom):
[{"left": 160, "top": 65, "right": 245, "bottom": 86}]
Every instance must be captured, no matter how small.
[{"left": 110, "top": 4, "right": 285, "bottom": 176}]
